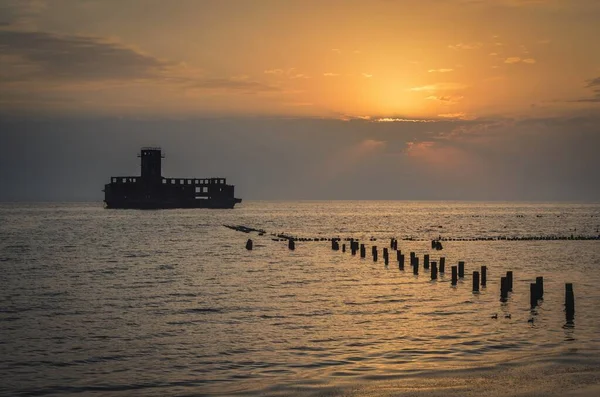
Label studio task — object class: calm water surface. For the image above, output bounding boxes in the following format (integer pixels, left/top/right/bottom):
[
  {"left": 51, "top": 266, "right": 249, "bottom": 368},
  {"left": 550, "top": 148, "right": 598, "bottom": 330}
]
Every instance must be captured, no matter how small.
[{"left": 1, "top": 201, "right": 600, "bottom": 396}]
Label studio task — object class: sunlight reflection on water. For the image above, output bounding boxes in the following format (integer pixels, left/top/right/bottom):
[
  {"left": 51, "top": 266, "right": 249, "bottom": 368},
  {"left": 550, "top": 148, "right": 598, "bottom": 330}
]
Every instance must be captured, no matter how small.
[{"left": 1, "top": 201, "right": 599, "bottom": 396}]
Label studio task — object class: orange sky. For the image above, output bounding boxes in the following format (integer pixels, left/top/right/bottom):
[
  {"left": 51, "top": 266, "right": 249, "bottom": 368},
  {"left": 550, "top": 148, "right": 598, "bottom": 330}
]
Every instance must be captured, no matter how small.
[{"left": 1, "top": 0, "right": 599, "bottom": 119}]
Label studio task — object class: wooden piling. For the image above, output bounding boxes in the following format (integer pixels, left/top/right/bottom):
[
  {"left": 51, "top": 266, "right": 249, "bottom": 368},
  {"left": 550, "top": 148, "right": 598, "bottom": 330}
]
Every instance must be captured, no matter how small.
[
  {"left": 372, "top": 246, "right": 378, "bottom": 262},
  {"left": 396, "top": 249, "right": 402, "bottom": 262},
  {"left": 565, "top": 283, "right": 575, "bottom": 322},
  {"left": 536, "top": 276, "right": 544, "bottom": 299},
  {"left": 413, "top": 259, "right": 419, "bottom": 275},
  {"left": 530, "top": 283, "right": 537, "bottom": 308},
  {"left": 399, "top": 254, "right": 405, "bottom": 270},
  {"left": 246, "top": 239, "right": 253, "bottom": 250},
  {"left": 451, "top": 266, "right": 457, "bottom": 285},
  {"left": 431, "top": 261, "right": 438, "bottom": 280},
  {"left": 439, "top": 257, "right": 445, "bottom": 273},
  {"left": 506, "top": 271, "right": 513, "bottom": 292},
  {"left": 424, "top": 254, "right": 430, "bottom": 270},
  {"left": 458, "top": 261, "right": 465, "bottom": 278},
  {"left": 342, "top": 243, "right": 346, "bottom": 253},
  {"left": 473, "top": 271, "right": 480, "bottom": 292},
  {"left": 501, "top": 277, "right": 508, "bottom": 300},
  {"left": 288, "top": 239, "right": 295, "bottom": 250},
  {"left": 383, "top": 248, "right": 389, "bottom": 260},
  {"left": 360, "top": 244, "right": 366, "bottom": 258},
  {"left": 481, "top": 266, "right": 487, "bottom": 287}
]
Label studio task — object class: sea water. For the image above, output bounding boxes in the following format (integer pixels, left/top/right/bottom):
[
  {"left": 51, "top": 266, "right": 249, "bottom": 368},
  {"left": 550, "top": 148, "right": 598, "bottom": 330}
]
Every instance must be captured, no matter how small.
[{"left": 1, "top": 201, "right": 600, "bottom": 396}]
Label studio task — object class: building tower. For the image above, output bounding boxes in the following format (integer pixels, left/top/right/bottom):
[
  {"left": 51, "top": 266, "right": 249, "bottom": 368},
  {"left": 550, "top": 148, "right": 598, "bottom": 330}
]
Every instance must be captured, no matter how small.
[{"left": 139, "top": 147, "right": 164, "bottom": 183}]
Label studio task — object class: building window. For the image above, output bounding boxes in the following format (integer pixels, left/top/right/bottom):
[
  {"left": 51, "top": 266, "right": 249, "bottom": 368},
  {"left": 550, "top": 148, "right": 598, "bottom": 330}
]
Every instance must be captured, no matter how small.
[
  {"left": 122, "top": 178, "right": 127, "bottom": 183},
  {"left": 203, "top": 187, "right": 208, "bottom": 193},
  {"left": 162, "top": 179, "right": 167, "bottom": 184},
  {"left": 171, "top": 179, "right": 175, "bottom": 184}
]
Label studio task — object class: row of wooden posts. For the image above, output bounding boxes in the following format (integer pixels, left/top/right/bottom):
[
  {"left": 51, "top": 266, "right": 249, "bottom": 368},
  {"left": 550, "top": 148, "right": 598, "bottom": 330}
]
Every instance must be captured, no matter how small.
[
  {"left": 245, "top": 235, "right": 576, "bottom": 322},
  {"left": 334, "top": 237, "right": 576, "bottom": 322}
]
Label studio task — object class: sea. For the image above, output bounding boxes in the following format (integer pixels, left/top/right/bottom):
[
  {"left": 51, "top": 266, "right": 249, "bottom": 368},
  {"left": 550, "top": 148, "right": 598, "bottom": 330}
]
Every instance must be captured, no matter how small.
[{"left": 1, "top": 201, "right": 600, "bottom": 397}]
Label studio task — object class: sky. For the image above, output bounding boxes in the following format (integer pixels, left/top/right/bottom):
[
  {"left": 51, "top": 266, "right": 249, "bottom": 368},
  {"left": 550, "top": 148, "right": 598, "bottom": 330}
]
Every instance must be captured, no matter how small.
[{"left": 1, "top": 0, "right": 599, "bottom": 201}]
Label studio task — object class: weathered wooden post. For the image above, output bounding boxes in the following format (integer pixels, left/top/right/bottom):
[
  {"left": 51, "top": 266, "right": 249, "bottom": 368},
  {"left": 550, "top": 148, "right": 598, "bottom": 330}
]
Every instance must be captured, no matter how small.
[
  {"left": 383, "top": 248, "right": 389, "bottom": 260},
  {"left": 372, "top": 246, "right": 378, "bottom": 262},
  {"left": 399, "top": 254, "right": 405, "bottom": 270},
  {"left": 481, "top": 266, "right": 487, "bottom": 287},
  {"left": 288, "top": 239, "right": 295, "bottom": 250},
  {"left": 246, "top": 239, "right": 253, "bottom": 250},
  {"left": 431, "top": 261, "right": 438, "bottom": 280},
  {"left": 565, "top": 283, "right": 575, "bottom": 322},
  {"left": 501, "top": 277, "right": 508, "bottom": 301},
  {"left": 396, "top": 249, "right": 402, "bottom": 262},
  {"left": 413, "top": 258, "right": 419, "bottom": 275},
  {"left": 439, "top": 257, "right": 445, "bottom": 273},
  {"left": 451, "top": 266, "right": 458, "bottom": 285},
  {"left": 342, "top": 243, "right": 346, "bottom": 253},
  {"left": 506, "top": 271, "right": 513, "bottom": 292},
  {"left": 390, "top": 238, "right": 394, "bottom": 248},
  {"left": 458, "top": 261, "right": 465, "bottom": 278},
  {"left": 536, "top": 276, "right": 544, "bottom": 299},
  {"left": 360, "top": 244, "right": 366, "bottom": 258},
  {"left": 530, "top": 283, "right": 537, "bottom": 308},
  {"left": 424, "top": 254, "right": 430, "bottom": 270},
  {"left": 473, "top": 271, "right": 480, "bottom": 292}
]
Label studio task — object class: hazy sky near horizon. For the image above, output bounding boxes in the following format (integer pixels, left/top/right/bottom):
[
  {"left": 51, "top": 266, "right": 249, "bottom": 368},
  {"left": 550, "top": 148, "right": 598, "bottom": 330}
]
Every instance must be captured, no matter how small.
[{"left": 1, "top": 0, "right": 599, "bottom": 201}]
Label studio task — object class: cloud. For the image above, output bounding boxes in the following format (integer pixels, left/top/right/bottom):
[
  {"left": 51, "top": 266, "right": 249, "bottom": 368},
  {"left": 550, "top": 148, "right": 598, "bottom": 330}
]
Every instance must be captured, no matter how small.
[
  {"left": 0, "top": 30, "right": 169, "bottom": 81},
  {"left": 375, "top": 117, "right": 437, "bottom": 123},
  {"left": 409, "top": 83, "right": 467, "bottom": 92},
  {"left": 0, "top": 28, "right": 281, "bottom": 108},
  {"left": 586, "top": 77, "right": 600, "bottom": 88},
  {"left": 437, "top": 112, "right": 469, "bottom": 119},
  {"left": 426, "top": 95, "right": 464, "bottom": 104},
  {"left": 448, "top": 42, "right": 482, "bottom": 50},
  {"left": 428, "top": 68, "right": 454, "bottom": 73},
  {"left": 504, "top": 57, "right": 536, "bottom": 64},
  {"left": 331, "top": 48, "right": 341, "bottom": 54},
  {"left": 504, "top": 57, "right": 522, "bottom": 64},
  {"left": 323, "top": 72, "right": 339, "bottom": 77},
  {"left": 0, "top": 0, "right": 46, "bottom": 28},
  {"left": 264, "top": 69, "right": 284, "bottom": 75},
  {"left": 362, "top": 73, "right": 373, "bottom": 78},
  {"left": 264, "top": 67, "right": 308, "bottom": 79},
  {"left": 188, "top": 78, "right": 279, "bottom": 93},
  {"left": 571, "top": 76, "right": 600, "bottom": 102}
]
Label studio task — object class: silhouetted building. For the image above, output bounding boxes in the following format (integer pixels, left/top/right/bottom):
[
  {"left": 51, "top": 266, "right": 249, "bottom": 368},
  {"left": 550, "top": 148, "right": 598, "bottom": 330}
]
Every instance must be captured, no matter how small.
[{"left": 103, "top": 147, "right": 242, "bottom": 209}]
